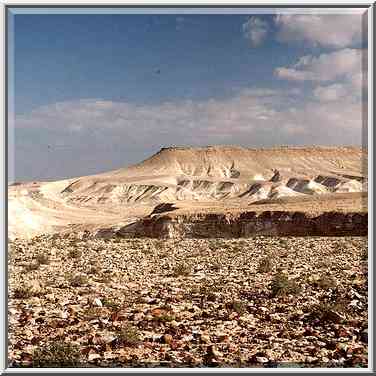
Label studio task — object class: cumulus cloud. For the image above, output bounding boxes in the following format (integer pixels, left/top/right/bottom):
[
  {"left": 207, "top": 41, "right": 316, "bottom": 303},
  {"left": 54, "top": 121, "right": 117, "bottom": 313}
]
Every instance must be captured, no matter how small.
[
  {"left": 274, "top": 48, "right": 364, "bottom": 83},
  {"left": 242, "top": 17, "right": 269, "bottom": 47},
  {"left": 275, "top": 13, "right": 364, "bottom": 48},
  {"left": 274, "top": 47, "right": 367, "bottom": 106},
  {"left": 243, "top": 12, "right": 365, "bottom": 49}
]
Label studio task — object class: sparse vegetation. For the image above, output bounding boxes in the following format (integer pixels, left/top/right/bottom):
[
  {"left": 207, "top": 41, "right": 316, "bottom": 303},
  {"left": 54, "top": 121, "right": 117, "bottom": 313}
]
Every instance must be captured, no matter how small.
[
  {"left": 361, "top": 248, "right": 368, "bottom": 261},
  {"left": 310, "top": 301, "right": 345, "bottom": 323},
  {"left": 113, "top": 323, "right": 141, "bottom": 348},
  {"left": 32, "top": 341, "right": 82, "bottom": 367},
  {"left": 210, "top": 262, "right": 221, "bottom": 271},
  {"left": 83, "top": 307, "right": 101, "bottom": 321},
  {"left": 141, "top": 247, "right": 153, "bottom": 255},
  {"left": 257, "top": 256, "right": 273, "bottom": 273},
  {"left": 24, "top": 262, "right": 40, "bottom": 272},
  {"left": 97, "top": 274, "right": 112, "bottom": 284},
  {"left": 9, "top": 235, "right": 367, "bottom": 368},
  {"left": 279, "top": 239, "right": 289, "bottom": 248},
  {"left": 153, "top": 313, "right": 176, "bottom": 323},
  {"left": 172, "top": 262, "right": 191, "bottom": 277},
  {"left": 270, "top": 271, "right": 301, "bottom": 297},
  {"left": 87, "top": 265, "right": 100, "bottom": 275}
]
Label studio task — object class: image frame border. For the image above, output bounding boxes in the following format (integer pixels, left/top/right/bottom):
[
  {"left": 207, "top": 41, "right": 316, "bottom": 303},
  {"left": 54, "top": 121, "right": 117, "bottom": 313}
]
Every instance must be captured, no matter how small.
[{"left": 1, "top": 1, "right": 374, "bottom": 374}]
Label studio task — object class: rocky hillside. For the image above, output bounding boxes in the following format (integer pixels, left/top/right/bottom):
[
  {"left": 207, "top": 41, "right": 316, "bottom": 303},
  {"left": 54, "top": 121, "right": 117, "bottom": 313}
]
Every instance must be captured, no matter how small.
[
  {"left": 59, "top": 146, "right": 367, "bottom": 205},
  {"left": 9, "top": 146, "right": 368, "bottom": 239}
]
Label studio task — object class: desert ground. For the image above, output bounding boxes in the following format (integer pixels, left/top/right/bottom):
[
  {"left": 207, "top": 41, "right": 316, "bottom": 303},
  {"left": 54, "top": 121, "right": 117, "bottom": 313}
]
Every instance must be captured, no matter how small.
[
  {"left": 8, "top": 235, "right": 367, "bottom": 368},
  {"left": 8, "top": 145, "right": 368, "bottom": 368}
]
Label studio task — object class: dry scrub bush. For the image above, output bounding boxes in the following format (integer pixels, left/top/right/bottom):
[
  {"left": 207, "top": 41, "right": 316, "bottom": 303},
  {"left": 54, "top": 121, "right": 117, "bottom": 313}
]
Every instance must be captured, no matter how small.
[
  {"left": 33, "top": 341, "right": 82, "bottom": 367},
  {"left": 257, "top": 256, "right": 273, "bottom": 273},
  {"left": 270, "top": 272, "right": 300, "bottom": 297},
  {"left": 172, "top": 263, "right": 191, "bottom": 277},
  {"left": 113, "top": 323, "right": 141, "bottom": 348}
]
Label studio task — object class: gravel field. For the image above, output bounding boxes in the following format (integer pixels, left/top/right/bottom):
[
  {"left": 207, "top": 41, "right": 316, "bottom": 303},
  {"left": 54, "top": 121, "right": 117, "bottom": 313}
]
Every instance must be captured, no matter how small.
[{"left": 8, "top": 235, "right": 368, "bottom": 368}]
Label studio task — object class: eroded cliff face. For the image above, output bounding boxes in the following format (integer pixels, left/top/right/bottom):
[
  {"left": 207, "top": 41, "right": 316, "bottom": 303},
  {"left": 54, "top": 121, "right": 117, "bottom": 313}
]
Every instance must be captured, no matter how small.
[{"left": 116, "top": 211, "right": 367, "bottom": 239}]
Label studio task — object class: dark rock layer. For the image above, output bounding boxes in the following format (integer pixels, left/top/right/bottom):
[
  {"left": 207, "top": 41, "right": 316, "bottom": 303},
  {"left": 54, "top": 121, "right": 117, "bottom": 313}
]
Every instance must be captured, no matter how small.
[{"left": 116, "top": 211, "right": 367, "bottom": 239}]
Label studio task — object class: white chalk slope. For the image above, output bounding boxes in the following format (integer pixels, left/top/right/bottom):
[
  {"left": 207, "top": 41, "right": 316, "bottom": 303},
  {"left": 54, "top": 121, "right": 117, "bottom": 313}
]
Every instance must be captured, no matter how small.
[{"left": 9, "top": 145, "right": 367, "bottom": 239}]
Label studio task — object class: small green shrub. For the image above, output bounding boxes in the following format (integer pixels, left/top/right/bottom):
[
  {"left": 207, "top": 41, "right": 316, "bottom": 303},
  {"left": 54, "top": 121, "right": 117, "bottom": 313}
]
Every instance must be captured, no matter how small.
[
  {"left": 113, "top": 324, "right": 141, "bottom": 347},
  {"left": 97, "top": 274, "right": 112, "bottom": 284},
  {"left": 84, "top": 307, "right": 101, "bottom": 321},
  {"left": 87, "top": 265, "right": 100, "bottom": 275},
  {"left": 310, "top": 302, "right": 345, "bottom": 323},
  {"left": 141, "top": 247, "right": 153, "bottom": 255},
  {"left": 32, "top": 341, "right": 82, "bottom": 367},
  {"left": 361, "top": 249, "right": 368, "bottom": 261},
  {"left": 172, "top": 263, "right": 191, "bottom": 277},
  {"left": 257, "top": 257, "right": 273, "bottom": 273},
  {"left": 210, "top": 262, "right": 221, "bottom": 271},
  {"left": 154, "top": 313, "right": 175, "bottom": 323},
  {"left": 279, "top": 239, "right": 289, "bottom": 248},
  {"left": 270, "top": 272, "right": 300, "bottom": 297}
]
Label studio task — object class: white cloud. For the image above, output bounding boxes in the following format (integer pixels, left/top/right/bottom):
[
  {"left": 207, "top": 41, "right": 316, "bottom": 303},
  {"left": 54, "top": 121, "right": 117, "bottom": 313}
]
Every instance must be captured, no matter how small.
[
  {"left": 14, "top": 85, "right": 365, "bottom": 181},
  {"left": 275, "top": 13, "right": 364, "bottom": 48},
  {"left": 242, "top": 17, "right": 269, "bottom": 47},
  {"left": 313, "top": 83, "right": 348, "bottom": 102},
  {"left": 16, "top": 86, "right": 364, "bottom": 144},
  {"left": 274, "top": 48, "right": 364, "bottom": 83}
]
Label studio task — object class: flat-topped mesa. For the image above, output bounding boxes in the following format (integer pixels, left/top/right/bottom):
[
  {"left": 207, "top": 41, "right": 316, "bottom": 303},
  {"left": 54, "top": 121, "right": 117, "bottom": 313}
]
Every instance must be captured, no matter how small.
[
  {"left": 9, "top": 144, "right": 367, "bottom": 239},
  {"left": 157, "top": 144, "right": 364, "bottom": 152},
  {"left": 117, "top": 144, "right": 366, "bottom": 180},
  {"left": 54, "top": 145, "right": 367, "bottom": 207},
  {"left": 158, "top": 145, "right": 246, "bottom": 152}
]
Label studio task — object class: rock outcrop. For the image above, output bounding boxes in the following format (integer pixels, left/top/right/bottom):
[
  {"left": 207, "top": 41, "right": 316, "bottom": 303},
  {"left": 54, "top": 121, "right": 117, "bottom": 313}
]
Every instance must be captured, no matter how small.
[{"left": 116, "top": 210, "right": 368, "bottom": 239}]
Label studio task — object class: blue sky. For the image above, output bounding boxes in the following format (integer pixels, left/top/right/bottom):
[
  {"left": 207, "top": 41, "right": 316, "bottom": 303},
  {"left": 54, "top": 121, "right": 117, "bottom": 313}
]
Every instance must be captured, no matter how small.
[
  {"left": 9, "top": 9, "right": 367, "bottom": 182},
  {"left": 13, "top": 14, "right": 312, "bottom": 114}
]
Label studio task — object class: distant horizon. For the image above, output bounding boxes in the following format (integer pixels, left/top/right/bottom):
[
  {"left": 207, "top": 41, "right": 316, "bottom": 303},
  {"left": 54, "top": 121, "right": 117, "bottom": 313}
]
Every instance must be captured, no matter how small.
[{"left": 8, "top": 9, "right": 368, "bottom": 182}]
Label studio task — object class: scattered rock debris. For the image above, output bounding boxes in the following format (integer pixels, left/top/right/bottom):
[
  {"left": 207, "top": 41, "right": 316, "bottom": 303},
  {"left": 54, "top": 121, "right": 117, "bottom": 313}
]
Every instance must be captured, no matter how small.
[{"left": 8, "top": 235, "right": 367, "bottom": 368}]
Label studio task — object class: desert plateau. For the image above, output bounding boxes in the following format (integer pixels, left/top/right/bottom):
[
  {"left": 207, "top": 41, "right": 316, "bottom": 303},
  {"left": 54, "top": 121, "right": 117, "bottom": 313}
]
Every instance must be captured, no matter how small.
[{"left": 9, "top": 145, "right": 367, "bottom": 240}]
